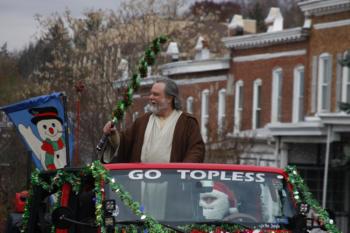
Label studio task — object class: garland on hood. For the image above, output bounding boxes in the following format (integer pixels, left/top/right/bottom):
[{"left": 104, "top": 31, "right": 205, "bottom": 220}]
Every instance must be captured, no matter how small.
[
  {"left": 285, "top": 166, "right": 341, "bottom": 233},
  {"left": 21, "top": 163, "right": 341, "bottom": 233},
  {"left": 22, "top": 161, "right": 340, "bottom": 233},
  {"left": 21, "top": 169, "right": 82, "bottom": 233},
  {"left": 20, "top": 161, "right": 247, "bottom": 233}
]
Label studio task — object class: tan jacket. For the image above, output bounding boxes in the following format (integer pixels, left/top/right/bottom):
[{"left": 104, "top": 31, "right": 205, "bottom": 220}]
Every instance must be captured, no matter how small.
[{"left": 110, "top": 112, "right": 205, "bottom": 163}]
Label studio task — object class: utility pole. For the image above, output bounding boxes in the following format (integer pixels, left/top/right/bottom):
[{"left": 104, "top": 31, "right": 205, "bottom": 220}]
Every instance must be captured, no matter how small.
[{"left": 74, "top": 80, "right": 85, "bottom": 166}]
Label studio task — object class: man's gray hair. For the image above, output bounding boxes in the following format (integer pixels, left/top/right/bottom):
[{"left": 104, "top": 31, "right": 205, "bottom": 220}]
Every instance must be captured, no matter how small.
[{"left": 156, "top": 78, "right": 182, "bottom": 110}]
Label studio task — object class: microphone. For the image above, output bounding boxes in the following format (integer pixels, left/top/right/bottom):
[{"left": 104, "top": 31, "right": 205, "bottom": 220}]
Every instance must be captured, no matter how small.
[
  {"left": 96, "top": 121, "right": 115, "bottom": 151},
  {"left": 96, "top": 133, "right": 109, "bottom": 151}
]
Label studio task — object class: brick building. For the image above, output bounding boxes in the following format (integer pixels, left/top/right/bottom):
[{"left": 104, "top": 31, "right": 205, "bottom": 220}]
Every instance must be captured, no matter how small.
[
  {"left": 222, "top": 0, "right": 350, "bottom": 231},
  {"left": 114, "top": 0, "right": 349, "bottom": 230}
]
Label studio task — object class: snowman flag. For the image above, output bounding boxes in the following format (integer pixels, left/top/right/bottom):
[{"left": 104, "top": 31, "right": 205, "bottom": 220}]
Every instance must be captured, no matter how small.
[{"left": 1, "top": 92, "right": 73, "bottom": 171}]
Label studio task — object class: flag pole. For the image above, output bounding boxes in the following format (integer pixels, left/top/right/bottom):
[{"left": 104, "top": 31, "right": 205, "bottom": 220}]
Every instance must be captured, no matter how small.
[
  {"left": 61, "top": 92, "right": 71, "bottom": 167},
  {"left": 74, "top": 80, "right": 84, "bottom": 166}
]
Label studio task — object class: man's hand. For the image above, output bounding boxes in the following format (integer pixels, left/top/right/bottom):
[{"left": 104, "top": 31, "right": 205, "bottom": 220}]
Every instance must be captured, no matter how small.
[
  {"left": 103, "top": 121, "right": 117, "bottom": 135},
  {"left": 103, "top": 121, "right": 120, "bottom": 148}
]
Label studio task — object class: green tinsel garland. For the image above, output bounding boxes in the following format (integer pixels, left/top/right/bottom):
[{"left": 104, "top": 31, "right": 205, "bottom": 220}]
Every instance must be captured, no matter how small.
[
  {"left": 20, "top": 189, "right": 32, "bottom": 233},
  {"left": 90, "top": 161, "right": 169, "bottom": 233},
  {"left": 285, "top": 166, "right": 341, "bottom": 233},
  {"left": 20, "top": 161, "right": 245, "bottom": 233},
  {"left": 111, "top": 35, "right": 168, "bottom": 125},
  {"left": 21, "top": 169, "right": 83, "bottom": 233},
  {"left": 91, "top": 162, "right": 106, "bottom": 232},
  {"left": 21, "top": 163, "right": 342, "bottom": 233}
]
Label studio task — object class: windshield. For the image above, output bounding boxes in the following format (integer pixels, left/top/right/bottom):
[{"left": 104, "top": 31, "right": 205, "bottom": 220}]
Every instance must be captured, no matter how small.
[{"left": 105, "top": 169, "right": 297, "bottom": 230}]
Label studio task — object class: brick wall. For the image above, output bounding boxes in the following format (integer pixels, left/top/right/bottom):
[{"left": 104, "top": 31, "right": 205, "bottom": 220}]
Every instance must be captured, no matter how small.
[
  {"left": 308, "top": 15, "right": 350, "bottom": 113},
  {"left": 231, "top": 41, "right": 308, "bottom": 130}
]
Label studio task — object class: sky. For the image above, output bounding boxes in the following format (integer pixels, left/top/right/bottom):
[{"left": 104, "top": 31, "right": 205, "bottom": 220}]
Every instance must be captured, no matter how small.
[
  {"left": 0, "top": 0, "right": 123, "bottom": 52},
  {"left": 0, "top": 0, "right": 202, "bottom": 52}
]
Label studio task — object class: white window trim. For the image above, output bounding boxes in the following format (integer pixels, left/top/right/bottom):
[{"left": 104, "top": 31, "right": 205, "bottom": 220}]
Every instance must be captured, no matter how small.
[
  {"left": 252, "top": 79, "right": 262, "bottom": 129},
  {"left": 201, "top": 89, "right": 209, "bottom": 142},
  {"left": 271, "top": 68, "right": 283, "bottom": 123},
  {"left": 317, "top": 53, "right": 332, "bottom": 112},
  {"left": 186, "top": 96, "right": 194, "bottom": 114},
  {"left": 234, "top": 80, "right": 244, "bottom": 133},
  {"left": 218, "top": 89, "right": 226, "bottom": 134},
  {"left": 342, "top": 51, "right": 350, "bottom": 103},
  {"left": 293, "top": 65, "right": 305, "bottom": 122}
]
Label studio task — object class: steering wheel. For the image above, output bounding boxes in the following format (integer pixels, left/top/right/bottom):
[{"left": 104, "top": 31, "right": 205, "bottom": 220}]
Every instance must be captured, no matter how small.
[{"left": 224, "top": 213, "right": 258, "bottom": 223}]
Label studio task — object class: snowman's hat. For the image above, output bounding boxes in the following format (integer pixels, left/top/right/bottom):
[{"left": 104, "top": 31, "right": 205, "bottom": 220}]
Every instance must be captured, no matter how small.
[{"left": 29, "top": 107, "right": 63, "bottom": 124}]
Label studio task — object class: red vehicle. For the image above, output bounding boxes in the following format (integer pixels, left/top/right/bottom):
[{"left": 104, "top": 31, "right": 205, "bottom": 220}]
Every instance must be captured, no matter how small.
[
  {"left": 102, "top": 163, "right": 302, "bottom": 233},
  {"left": 16, "top": 162, "right": 317, "bottom": 233}
]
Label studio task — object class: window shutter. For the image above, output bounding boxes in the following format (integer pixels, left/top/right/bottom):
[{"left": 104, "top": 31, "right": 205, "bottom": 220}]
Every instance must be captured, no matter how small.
[
  {"left": 336, "top": 53, "right": 343, "bottom": 111},
  {"left": 299, "top": 69, "right": 305, "bottom": 121},
  {"left": 311, "top": 56, "right": 318, "bottom": 113},
  {"left": 326, "top": 55, "right": 333, "bottom": 111}
]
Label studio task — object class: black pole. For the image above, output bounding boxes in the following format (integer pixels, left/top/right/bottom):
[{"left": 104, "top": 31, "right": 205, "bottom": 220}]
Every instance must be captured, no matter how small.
[{"left": 61, "top": 93, "right": 71, "bottom": 167}]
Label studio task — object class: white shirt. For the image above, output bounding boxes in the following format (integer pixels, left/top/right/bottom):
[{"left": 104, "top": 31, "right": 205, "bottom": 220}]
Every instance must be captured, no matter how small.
[{"left": 141, "top": 110, "right": 182, "bottom": 162}]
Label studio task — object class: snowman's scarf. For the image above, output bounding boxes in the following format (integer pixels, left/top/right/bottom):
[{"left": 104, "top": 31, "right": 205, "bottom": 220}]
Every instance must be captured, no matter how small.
[
  {"left": 41, "top": 138, "right": 64, "bottom": 155},
  {"left": 40, "top": 138, "right": 65, "bottom": 170}
]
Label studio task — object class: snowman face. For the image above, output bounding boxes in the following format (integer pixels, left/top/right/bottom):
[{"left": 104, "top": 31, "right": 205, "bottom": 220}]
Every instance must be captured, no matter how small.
[{"left": 37, "top": 119, "right": 63, "bottom": 141}]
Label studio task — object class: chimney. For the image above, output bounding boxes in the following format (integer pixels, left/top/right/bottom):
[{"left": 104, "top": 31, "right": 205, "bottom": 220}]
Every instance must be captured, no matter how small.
[
  {"left": 228, "top": 15, "right": 256, "bottom": 35},
  {"left": 166, "top": 42, "right": 180, "bottom": 62},
  {"left": 228, "top": 14, "right": 244, "bottom": 36},
  {"left": 264, "top": 7, "right": 283, "bottom": 32},
  {"left": 195, "top": 36, "right": 210, "bottom": 60},
  {"left": 243, "top": 19, "right": 257, "bottom": 34}
]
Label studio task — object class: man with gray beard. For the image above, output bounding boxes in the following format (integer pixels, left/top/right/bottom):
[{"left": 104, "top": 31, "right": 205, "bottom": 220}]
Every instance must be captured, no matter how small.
[{"left": 103, "top": 78, "right": 204, "bottom": 163}]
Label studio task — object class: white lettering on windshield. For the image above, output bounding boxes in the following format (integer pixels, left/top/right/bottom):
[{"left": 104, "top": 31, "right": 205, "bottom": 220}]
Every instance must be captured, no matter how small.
[
  {"left": 232, "top": 172, "right": 244, "bottom": 181},
  {"left": 191, "top": 170, "right": 207, "bottom": 179},
  {"left": 128, "top": 170, "right": 266, "bottom": 182},
  {"left": 256, "top": 173, "right": 265, "bottom": 182},
  {"left": 176, "top": 170, "right": 266, "bottom": 182},
  {"left": 220, "top": 171, "right": 231, "bottom": 180},
  {"left": 208, "top": 170, "right": 220, "bottom": 179},
  {"left": 177, "top": 170, "right": 190, "bottom": 179},
  {"left": 128, "top": 170, "right": 161, "bottom": 180},
  {"left": 245, "top": 172, "right": 255, "bottom": 182}
]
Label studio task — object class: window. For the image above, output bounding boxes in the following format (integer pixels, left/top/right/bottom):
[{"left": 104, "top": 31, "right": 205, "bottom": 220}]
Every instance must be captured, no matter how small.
[
  {"left": 201, "top": 90, "right": 209, "bottom": 142},
  {"left": 234, "top": 81, "right": 244, "bottom": 133},
  {"left": 186, "top": 96, "right": 194, "bottom": 114},
  {"left": 252, "top": 79, "right": 262, "bottom": 129},
  {"left": 107, "top": 169, "right": 297, "bottom": 225},
  {"left": 218, "top": 89, "right": 226, "bottom": 134},
  {"left": 298, "top": 167, "right": 346, "bottom": 213},
  {"left": 293, "top": 66, "right": 305, "bottom": 122},
  {"left": 342, "top": 51, "right": 350, "bottom": 103},
  {"left": 271, "top": 68, "right": 283, "bottom": 123},
  {"left": 318, "top": 53, "right": 332, "bottom": 112}
]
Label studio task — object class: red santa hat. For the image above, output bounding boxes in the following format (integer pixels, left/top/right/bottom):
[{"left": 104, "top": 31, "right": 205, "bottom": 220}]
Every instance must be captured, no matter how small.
[{"left": 212, "top": 182, "right": 237, "bottom": 214}]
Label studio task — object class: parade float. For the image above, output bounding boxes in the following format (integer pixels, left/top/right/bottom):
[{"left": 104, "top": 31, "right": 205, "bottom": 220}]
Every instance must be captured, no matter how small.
[{"left": 2, "top": 36, "right": 341, "bottom": 233}]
